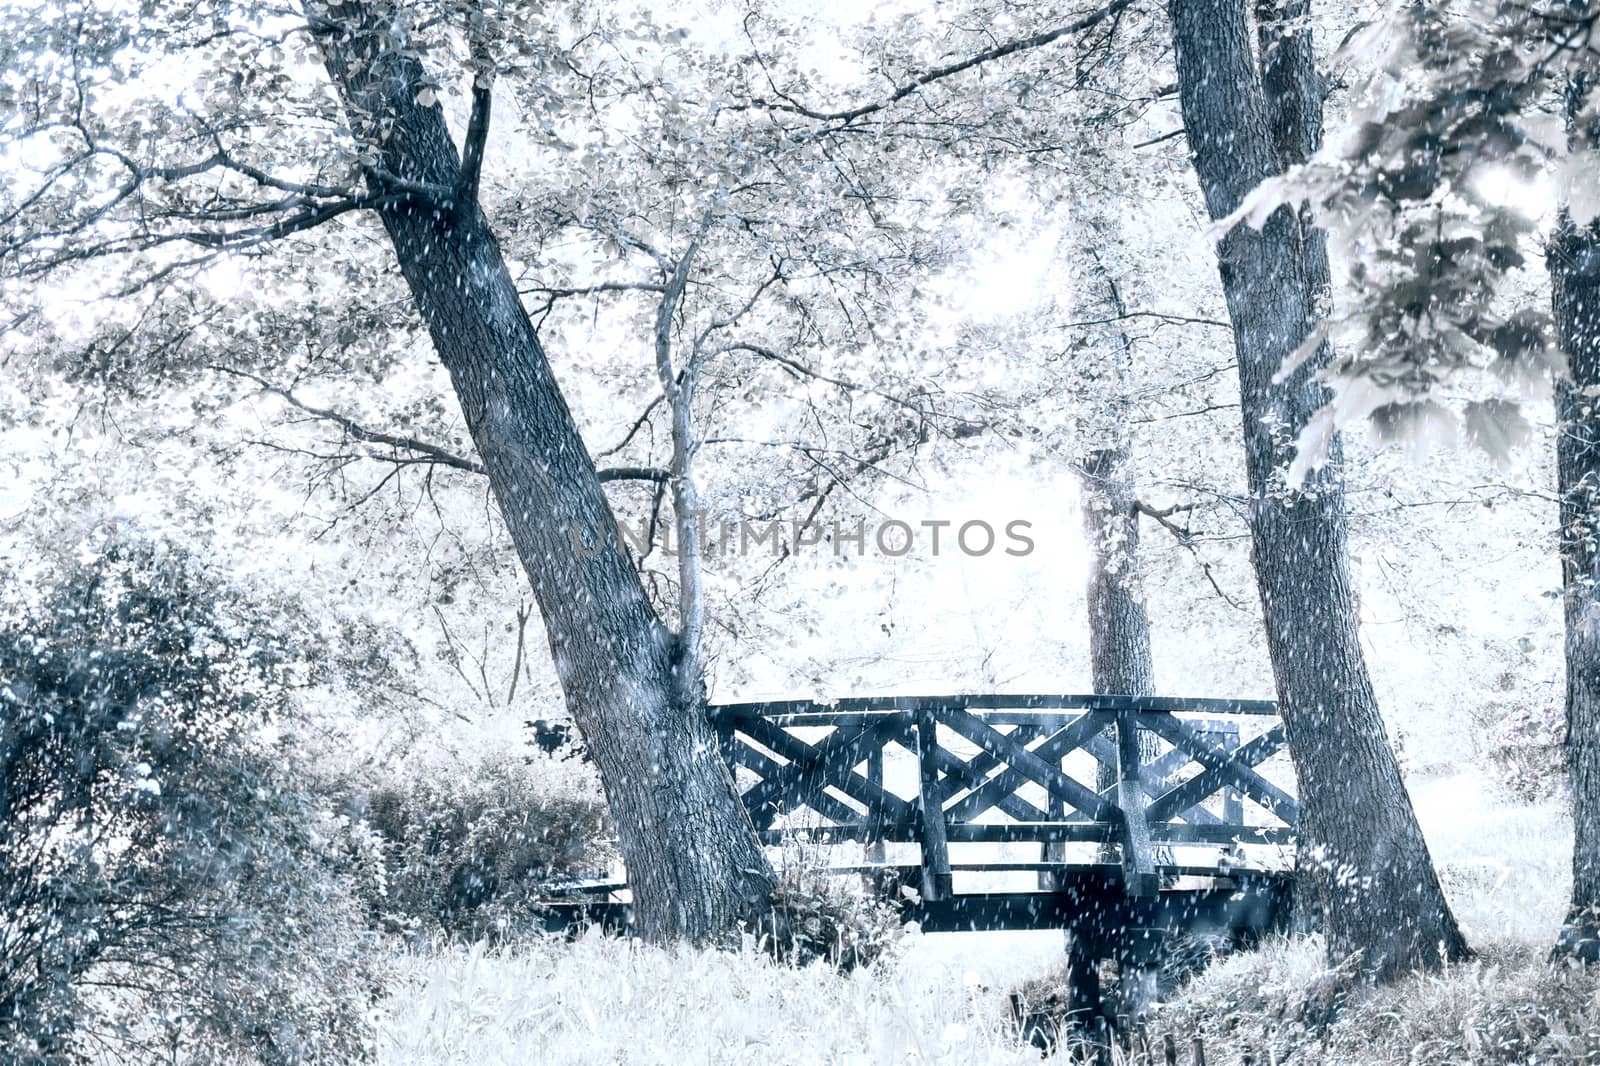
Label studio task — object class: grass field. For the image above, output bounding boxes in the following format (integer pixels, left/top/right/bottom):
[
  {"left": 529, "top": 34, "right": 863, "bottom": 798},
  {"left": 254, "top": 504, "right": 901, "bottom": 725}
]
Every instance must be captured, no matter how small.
[{"left": 373, "top": 779, "right": 1582, "bottom": 1065}]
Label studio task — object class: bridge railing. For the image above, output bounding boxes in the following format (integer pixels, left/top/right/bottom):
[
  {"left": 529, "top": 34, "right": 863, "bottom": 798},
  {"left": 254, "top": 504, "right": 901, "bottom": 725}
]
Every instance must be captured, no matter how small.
[{"left": 709, "top": 694, "right": 1297, "bottom": 902}]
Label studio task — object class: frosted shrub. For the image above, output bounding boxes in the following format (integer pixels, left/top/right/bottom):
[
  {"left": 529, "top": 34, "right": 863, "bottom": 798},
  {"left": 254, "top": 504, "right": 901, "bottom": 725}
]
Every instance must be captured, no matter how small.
[
  {"left": 761, "top": 845, "right": 907, "bottom": 971},
  {"left": 341, "top": 754, "right": 615, "bottom": 942},
  {"left": 376, "top": 931, "right": 1041, "bottom": 1066},
  {"left": 0, "top": 537, "right": 381, "bottom": 1065},
  {"left": 1149, "top": 937, "right": 1600, "bottom": 1065},
  {"left": 1488, "top": 697, "right": 1566, "bottom": 803}
]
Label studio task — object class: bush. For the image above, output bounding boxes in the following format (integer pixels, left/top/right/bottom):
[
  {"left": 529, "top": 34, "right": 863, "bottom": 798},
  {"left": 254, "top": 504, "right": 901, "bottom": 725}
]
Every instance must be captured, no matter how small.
[
  {"left": 1488, "top": 695, "right": 1566, "bottom": 803},
  {"left": 0, "top": 536, "right": 381, "bottom": 1065},
  {"left": 337, "top": 754, "right": 615, "bottom": 943},
  {"left": 759, "top": 843, "right": 906, "bottom": 971},
  {"left": 1146, "top": 936, "right": 1600, "bottom": 1065}
]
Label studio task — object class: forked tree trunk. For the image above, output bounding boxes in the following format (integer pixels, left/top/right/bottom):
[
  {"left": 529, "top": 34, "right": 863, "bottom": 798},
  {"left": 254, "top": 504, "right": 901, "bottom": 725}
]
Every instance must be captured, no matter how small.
[
  {"left": 1168, "top": 0, "right": 1468, "bottom": 980},
  {"left": 312, "top": 1, "right": 774, "bottom": 943},
  {"left": 1552, "top": 75, "right": 1600, "bottom": 964}
]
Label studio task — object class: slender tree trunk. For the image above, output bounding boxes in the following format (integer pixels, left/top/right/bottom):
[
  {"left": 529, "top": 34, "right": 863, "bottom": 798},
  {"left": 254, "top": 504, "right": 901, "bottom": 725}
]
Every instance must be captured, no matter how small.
[
  {"left": 1077, "top": 450, "right": 1173, "bottom": 878},
  {"left": 1042, "top": 445, "right": 1156, "bottom": 883},
  {"left": 1079, "top": 446, "right": 1158, "bottom": 798},
  {"left": 312, "top": 1, "right": 774, "bottom": 943},
  {"left": 1081, "top": 454, "right": 1155, "bottom": 702},
  {"left": 1168, "top": 0, "right": 1468, "bottom": 980},
  {"left": 1553, "top": 74, "right": 1600, "bottom": 964},
  {"left": 655, "top": 237, "right": 710, "bottom": 710},
  {"left": 1075, "top": 445, "right": 1166, "bottom": 1022}
]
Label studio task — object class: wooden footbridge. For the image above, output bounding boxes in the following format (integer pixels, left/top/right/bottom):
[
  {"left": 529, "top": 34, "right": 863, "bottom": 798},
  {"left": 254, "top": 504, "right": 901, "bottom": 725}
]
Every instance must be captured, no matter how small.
[{"left": 548, "top": 694, "right": 1298, "bottom": 987}]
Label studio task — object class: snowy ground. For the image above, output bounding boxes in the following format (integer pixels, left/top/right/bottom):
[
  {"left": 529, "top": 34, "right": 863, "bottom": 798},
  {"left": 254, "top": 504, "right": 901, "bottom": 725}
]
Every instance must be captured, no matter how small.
[{"left": 371, "top": 770, "right": 1573, "bottom": 1065}]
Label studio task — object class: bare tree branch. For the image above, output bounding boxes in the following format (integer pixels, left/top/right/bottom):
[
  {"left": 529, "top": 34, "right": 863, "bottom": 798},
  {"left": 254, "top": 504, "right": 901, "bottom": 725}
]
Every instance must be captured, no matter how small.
[
  {"left": 597, "top": 466, "right": 671, "bottom": 484},
  {"left": 1133, "top": 498, "right": 1246, "bottom": 610},
  {"left": 213, "top": 364, "right": 670, "bottom": 485},
  {"left": 209, "top": 364, "right": 487, "bottom": 473},
  {"left": 734, "top": 0, "right": 1138, "bottom": 125}
]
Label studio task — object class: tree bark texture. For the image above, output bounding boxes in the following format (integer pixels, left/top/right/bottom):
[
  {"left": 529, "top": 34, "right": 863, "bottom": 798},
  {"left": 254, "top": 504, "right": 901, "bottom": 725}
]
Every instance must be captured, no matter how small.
[
  {"left": 1081, "top": 456, "right": 1156, "bottom": 700},
  {"left": 1076, "top": 447, "right": 1166, "bottom": 873},
  {"left": 1553, "top": 75, "right": 1600, "bottom": 964},
  {"left": 1167, "top": 0, "right": 1468, "bottom": 980},
  {"left": 1079, "top": 447, "right": 1159, "bottom": 792},
  {"left": 312, "top": 0, "right": 774, "bottom": 944}
]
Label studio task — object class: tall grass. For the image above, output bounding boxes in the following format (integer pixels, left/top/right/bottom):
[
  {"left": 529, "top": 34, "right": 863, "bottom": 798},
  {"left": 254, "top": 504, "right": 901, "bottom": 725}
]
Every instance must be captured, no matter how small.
[
  {"left": 1149, "top": 936, "right": 1600, "bottom": 1065},
  {"left": 374, "top": 785, "right": 1583, "bottom": 1065},
  {"left": 376, "top": 930, "right": 1044, "bottom": 1066}
]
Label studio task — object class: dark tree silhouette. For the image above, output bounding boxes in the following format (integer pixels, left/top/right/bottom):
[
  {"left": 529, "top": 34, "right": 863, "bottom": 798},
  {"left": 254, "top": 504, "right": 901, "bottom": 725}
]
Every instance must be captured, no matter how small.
[
  {"left": 1553, "top": 71, "right": 1600, "bottom": 964},
  {"left": 307, "top": 0, "right": 774, "bottom": 943},
  {"left": 1165, "top": 0, "right": 1469, "bottom": 980}
]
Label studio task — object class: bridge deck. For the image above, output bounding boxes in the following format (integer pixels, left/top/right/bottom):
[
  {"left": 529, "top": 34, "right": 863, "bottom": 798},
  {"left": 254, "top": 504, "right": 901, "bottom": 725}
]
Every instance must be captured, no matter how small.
[{"left": 539, "top": 862, "right": 1292, "bottom": 945}]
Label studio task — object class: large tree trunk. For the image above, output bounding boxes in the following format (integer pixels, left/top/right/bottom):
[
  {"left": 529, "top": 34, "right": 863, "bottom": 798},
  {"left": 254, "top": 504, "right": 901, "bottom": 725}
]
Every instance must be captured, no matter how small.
[
  {"left": 1552, "top": 75, "right": 1600, "bottom": 964},
  {"left": 1167, "top": 0, "right": 1468, "bottom": 980},
  {"left": 312, "top": 2, "right": 774, "bottom": 943}
]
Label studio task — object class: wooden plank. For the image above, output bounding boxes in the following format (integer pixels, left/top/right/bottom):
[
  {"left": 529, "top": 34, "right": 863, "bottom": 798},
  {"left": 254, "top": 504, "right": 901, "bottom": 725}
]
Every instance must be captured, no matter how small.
[
  {"left": 1084, "top": 733, "right": 1118, "bottom": 775},
  {"left": 905, "top": 877, "right": 1293, "bottom": 935},
  {"left": 1168, "top": 793, "right": 1223, "bottom": 826},
  {"left": 942, "top": 712, "right": 1113, "bottom": 824},
  {"left": 937, "top": 723, "right": 1046, "bottom": 789},
  {"left": 941, "top": 707, "right": 1117, "bottom": 823},
  {"left": 757, "top": 822, "right": 922, "bottom": 846},
  {"left": 1142, "top": 719, "right": 1249, "bottom": 783},
  {"left": 1086, "top": 733, "right": 1224, "bottom": 826},
  {"left": 825, "top": 861, "right": 1268, "bottom": 879},
  {"left": 1119, "top": 775, "right": 1159, "bottom": 897},
  {"left": 942, "top": 822, "right": 1296, "bottom": 846},
  {"left": 727, "top": 738, "right": 863, "bottom": 826},
  {"left": 1132, "top": 723, "right": 1241, "bottom": 819},
  {"left": 1116, "top": 711, "right": 1158, "bottom": 898},
  {"left": 711, "top": 693, "right": 1281, "bottom": 720},
  {"left": 1220, "top": 724, "right": 1243, "bottom": 826},
  {"left": 1144, "top": 722, "right": 1297, "bottom": 825},
  {"left": 540, "top": 875, "right": 1295, "bottom": 938},
  {"left": 945, "top": 821, "right": 1118, "bottom": 844},
  {"left": 1142, "top": 715, "right": 1299, "bottom": 823},
  {"left": 930, "top": 742, "right": 1053, "bottom": 823},
  {"left": 721, "top": 708, "right": 1280, "bottom": 729},
  {"left": 715, "top": 716, "right": 737, "bottom": 773},
  {"left": 1145, "top": 745, "right": 1292, "bottom": 827},
  {"left": 740, "top": 715, "right": 913, "bottom": 825},
  {"left": 757, "top": 821, "right": 1296, "bottom": 847},
  {"left": 865, "top": 739, "right": 886, "bottom": 863},
  {"left": 737, "top": 716, "right": 914, "bottom": 828},
  {"left": 916, "top": 707, "right": 953, "bottom": 901}
]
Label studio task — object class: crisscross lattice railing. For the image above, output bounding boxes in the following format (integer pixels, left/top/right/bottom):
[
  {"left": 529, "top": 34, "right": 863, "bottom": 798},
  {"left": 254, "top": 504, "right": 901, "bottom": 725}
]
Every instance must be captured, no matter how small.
[{"left": 710, "top": 694, "right": 1297, "bottom": 902}]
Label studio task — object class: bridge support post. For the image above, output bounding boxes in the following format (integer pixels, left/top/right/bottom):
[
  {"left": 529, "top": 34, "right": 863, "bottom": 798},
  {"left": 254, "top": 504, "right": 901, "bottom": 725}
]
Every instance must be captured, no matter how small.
[
  {"left": 1117, "top": 711, "right": 1159, "bottom": 898},
  {"left": 1112, "top": 920, "right": 1165, "bottom": 1029},
  {"left": 1038, "top": 750, "right": 1068, "bottom": 893},
  {"left": 1065, "top": 927, "right": 1104, "bottom": 1033},
  {"left": 865, "top": 744, "right": 886, "bottom": 866},
  {"left": 916, "top": 707, "right": 953, "bottom": 903}
]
